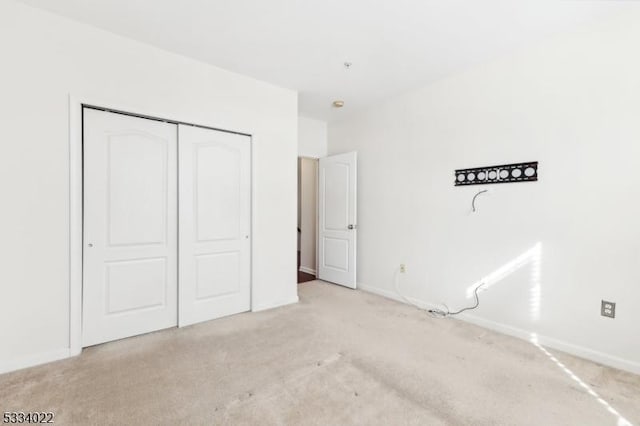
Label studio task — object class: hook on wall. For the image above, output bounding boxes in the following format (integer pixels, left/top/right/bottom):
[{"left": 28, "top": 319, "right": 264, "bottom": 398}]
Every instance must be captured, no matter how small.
[{"left": 472, "top": 189, "right": 488, "bottom": 212}]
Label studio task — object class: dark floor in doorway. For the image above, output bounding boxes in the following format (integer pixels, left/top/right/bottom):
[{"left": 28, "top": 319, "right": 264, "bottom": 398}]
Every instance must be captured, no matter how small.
[{"left": 298, "top": 270, "right": 316, "bottom": 283}]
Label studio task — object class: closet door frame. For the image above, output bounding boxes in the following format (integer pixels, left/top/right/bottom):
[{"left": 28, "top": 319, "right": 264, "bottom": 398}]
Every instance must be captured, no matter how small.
[{"left": 69, "top": 95, "right": 254, "bottom": 356}]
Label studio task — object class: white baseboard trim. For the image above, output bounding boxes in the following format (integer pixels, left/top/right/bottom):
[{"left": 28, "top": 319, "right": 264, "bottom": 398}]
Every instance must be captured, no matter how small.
[
  {"left": 0, "top": 348, "right": 71, "bottom": 375},
  {"left": 358, "top": 284, "right": 640, "bottom": 375},
  {"left": 298, "top": 266, "right": 316, "bottom": 275},
  {"left": 252, "top": 295, "right": 299, "bottom": 313},
  {"left": 458, "top": 313, "right": 640, "bottom": 375},
  {"left": 358, "top": 283, "right": 443, "bottom": 311}
]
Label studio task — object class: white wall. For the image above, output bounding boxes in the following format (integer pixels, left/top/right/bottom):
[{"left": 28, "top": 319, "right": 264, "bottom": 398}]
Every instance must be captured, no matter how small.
[
  {"left": 299, "top": 158, "right": 318, "bottom": 274},
  {"left": 298, "top": 116, "right": 327, "bottom": 158},
  {"left": 328, "top": 10, "right": 640, "bottom": 374},
  {"left": 297, "top": 158, "right": 302, "bottom": 252},
  {"left": 297, "top": 115, "right": 324, "bottom": 275},
  {"left": 0, "top": 0, "right": 298, "bottom": 373}
]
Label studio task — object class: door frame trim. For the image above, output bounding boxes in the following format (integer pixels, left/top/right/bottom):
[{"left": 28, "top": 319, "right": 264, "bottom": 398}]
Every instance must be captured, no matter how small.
[{"left": 69, "top": 94, "right": 254, "bottom": 356}]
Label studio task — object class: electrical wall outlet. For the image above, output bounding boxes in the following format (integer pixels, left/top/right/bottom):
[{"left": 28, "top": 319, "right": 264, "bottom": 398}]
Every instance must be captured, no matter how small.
[
  {"left": 601, "top": 300, "right": 616, "bottom": 318},
  {"left": 399, "top": 264, "right": 406, "bottom": 273}
]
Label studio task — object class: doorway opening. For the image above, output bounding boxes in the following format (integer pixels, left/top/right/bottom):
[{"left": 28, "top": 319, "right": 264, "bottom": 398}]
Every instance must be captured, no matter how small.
[
  {"left": 296, "top": 152, "right": 358, "bottom": 287},
  {"left": 297, "top": 157, "right": 318, "bottom": 283}
]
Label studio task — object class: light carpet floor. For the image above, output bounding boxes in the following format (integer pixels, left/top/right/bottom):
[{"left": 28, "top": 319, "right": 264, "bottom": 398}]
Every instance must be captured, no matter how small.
[{"left": 1, "top": 281, "right": 639, "bottom": 425}]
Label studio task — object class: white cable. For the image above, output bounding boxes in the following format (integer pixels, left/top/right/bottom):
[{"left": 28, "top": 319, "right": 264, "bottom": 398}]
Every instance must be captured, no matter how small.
[
  {"left": 393, "top": 267, "right": 484, "bottom": 318},
  {"left": 393, "top": 267, "right": 448, "bottom": 317}
]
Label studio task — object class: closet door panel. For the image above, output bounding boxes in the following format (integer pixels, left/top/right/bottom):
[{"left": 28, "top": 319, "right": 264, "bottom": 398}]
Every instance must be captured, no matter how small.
[
  {"left": 83, "top": 109, "right": 178, "bottom": 347},
  {"left": 178, "top": 125, "right": 251, "bottom": 327}
]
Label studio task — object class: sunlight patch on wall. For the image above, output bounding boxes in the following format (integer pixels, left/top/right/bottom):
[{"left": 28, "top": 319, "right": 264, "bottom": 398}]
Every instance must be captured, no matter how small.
[{"left": 466, "top": 242, "right": 542, "bottom": 321}]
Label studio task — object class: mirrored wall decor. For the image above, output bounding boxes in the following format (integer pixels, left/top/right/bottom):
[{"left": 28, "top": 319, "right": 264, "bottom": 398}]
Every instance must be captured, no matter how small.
[{"left": 454, "top": 161, "right": 538, "bottom": 186}]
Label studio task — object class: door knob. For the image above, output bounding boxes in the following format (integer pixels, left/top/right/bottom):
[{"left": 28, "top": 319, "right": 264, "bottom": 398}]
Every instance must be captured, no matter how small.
[
  {"left": 348, "top": 224, "right": 357, "bottom": 230},
  {"left": 87, "top": 243, "right": 93, "bottom": 248}
]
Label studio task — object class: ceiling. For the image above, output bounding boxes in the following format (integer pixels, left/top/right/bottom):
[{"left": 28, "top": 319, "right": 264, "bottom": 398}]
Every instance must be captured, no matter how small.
[{"left": 18, "top": 0, "right": 629, "bottom": 121}]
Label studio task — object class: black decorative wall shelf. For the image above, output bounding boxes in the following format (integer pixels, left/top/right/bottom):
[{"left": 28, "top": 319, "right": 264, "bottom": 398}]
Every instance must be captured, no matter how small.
[{"left": 454, "top": 161, "right": 538, "bottom": 186}]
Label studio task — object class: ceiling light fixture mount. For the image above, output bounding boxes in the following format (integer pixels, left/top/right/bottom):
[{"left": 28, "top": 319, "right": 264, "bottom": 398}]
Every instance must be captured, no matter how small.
[{"left": 333, "top": 100, "right": 345, "bottom": 108}]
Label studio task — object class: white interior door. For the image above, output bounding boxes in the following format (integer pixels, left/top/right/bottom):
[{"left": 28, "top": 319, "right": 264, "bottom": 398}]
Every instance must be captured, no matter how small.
[
  {"left": 83, "top": 109, "right": 178, "bottom": 347},
  {"left": 178, "top": 125, "right": 251, "bottom": 327},
  {"left": 318, "top": 152, "right": 357, "bottom": 288}
]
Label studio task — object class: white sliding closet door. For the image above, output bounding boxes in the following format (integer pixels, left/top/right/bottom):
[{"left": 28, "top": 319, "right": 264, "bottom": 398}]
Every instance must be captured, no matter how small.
[
  {"left": 83, "top": 109, "right": 178, "bottom": 347},
  {"left": 178, "top": 125, "right": 251, "bottom": 327}
]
